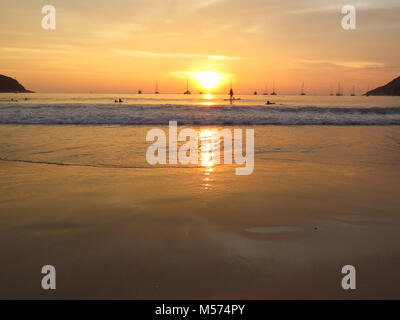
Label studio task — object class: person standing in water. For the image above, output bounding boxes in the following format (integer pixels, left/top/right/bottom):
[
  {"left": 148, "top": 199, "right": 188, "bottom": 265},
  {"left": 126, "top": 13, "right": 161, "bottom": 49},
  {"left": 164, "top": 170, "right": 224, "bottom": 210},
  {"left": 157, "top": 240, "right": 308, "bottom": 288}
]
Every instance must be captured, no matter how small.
[{"left": 229, "top": 88, "right": 234, "bottom": 105}]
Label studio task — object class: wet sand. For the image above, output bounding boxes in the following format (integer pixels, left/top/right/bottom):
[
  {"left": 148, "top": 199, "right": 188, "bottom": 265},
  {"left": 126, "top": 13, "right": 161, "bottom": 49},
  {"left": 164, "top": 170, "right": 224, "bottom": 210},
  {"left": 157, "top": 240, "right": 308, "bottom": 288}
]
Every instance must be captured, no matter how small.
[{"left": 1, "top": 125, "right": 400, "bottom": 299}]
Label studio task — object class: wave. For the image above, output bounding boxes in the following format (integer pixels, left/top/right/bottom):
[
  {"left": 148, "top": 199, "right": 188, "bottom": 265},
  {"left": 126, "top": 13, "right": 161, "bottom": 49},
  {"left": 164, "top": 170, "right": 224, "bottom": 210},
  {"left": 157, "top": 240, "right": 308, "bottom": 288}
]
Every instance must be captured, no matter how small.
[{"left": 1, "top": 103, "right": 400, "bottom": 125}]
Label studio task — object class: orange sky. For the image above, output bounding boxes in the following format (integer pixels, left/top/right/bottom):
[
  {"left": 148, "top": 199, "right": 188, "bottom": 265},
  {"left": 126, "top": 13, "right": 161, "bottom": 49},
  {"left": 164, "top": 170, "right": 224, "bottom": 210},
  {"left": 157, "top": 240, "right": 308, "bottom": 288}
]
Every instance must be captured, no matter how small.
[{"left": 1, "top": 0, "right": 400, "bottom": 94}]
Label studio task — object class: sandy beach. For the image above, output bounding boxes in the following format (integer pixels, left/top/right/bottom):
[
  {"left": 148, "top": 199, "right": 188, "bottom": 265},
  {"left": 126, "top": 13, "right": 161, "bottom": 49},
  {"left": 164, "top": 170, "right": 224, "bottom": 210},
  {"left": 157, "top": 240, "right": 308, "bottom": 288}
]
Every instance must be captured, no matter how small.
[{"left": 1, "top": 124, "right": 400, "bottom": 299}]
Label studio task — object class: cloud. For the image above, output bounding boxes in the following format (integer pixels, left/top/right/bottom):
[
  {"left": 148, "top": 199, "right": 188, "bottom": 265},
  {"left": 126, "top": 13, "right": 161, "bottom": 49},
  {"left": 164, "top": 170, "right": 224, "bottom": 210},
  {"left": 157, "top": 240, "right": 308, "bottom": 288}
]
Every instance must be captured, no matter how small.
[
  {"left": 171, "top": 70, "right": 233, "bottom": 79},
  {"left": 195, "top": 0, "right": 224, "bottom": 9},
  {"left": 117, "top": 49, "right": 241, "bottom": 60},
  {"left": 298, "top": 59, "right": 387, "bottom": 69},
  {"left": 1, "top": 47, "right": 67, "bottom": 54}
]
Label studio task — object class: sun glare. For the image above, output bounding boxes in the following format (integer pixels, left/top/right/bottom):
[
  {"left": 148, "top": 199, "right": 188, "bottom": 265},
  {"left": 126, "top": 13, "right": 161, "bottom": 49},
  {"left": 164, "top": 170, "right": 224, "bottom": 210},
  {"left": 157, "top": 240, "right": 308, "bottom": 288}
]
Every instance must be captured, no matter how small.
[{"left": 194, "top": 71, "right": 222, "bottom": 90}]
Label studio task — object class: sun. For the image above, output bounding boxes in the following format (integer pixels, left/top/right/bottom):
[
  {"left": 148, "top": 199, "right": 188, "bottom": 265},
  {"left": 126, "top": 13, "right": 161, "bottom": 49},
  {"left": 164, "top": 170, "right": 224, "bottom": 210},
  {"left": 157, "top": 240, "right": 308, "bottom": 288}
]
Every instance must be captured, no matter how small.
[{"left": 194, "top": 71, "right": 222, "bottom": 90}]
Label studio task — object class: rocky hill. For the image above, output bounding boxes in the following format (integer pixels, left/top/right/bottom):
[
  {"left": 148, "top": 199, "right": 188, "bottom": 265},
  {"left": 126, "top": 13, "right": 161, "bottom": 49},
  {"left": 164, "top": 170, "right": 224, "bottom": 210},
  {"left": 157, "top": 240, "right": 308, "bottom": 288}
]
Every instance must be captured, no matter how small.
[
  {"left": 365, "top": 76, "right": 400, "bottom": 96},
  {"left": 0, "top": 74, "right": 33, "bottom": 93}
]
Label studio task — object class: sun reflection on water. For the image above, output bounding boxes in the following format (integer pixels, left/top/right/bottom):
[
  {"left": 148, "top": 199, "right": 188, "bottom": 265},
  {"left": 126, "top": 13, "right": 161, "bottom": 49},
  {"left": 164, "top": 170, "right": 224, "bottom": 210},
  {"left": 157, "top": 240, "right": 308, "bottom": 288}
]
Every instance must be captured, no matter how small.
[{"left": 201, "top": 93, "right": 214, "bottom": 106}]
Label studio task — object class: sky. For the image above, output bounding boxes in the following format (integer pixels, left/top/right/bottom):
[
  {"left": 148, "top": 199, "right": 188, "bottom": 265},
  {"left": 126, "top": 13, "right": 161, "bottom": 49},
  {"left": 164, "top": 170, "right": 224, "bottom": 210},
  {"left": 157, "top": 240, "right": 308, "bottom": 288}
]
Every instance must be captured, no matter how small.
[{"left": 0, "top": 0, "right": 400, "bottom": 94}]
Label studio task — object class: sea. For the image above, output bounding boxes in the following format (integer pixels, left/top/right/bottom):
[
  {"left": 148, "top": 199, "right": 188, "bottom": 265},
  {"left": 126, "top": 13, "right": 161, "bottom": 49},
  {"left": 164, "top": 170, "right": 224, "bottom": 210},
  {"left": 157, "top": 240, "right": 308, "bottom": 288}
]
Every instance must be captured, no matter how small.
[{"left": 0, "top": 93, "right": 399, "bottom": 125}]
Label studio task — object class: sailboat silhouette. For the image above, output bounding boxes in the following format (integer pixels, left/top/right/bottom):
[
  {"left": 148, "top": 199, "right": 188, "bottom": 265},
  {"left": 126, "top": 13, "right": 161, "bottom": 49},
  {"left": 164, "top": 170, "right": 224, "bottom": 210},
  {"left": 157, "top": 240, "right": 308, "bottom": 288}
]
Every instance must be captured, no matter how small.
[
  {"left": 263, "top": 84, "right": 268, "bottom": 95},
  {"left": 351, "top": 85, "right": 355, "bottom": 96},
  {"left": 270, "top": 81, "right": 277, "bottom": 95},
  {"left": 184, "top": 75, "right": 191, "bottom": 95},
  {"left": 336, "top": 82, "right": 343, "bottom": 96},
  {"left": 300, "top": 82, "right": 306, "bottom": 95},
  {"left": 155, "top": 80, "right": 159, "bottom": 94}
]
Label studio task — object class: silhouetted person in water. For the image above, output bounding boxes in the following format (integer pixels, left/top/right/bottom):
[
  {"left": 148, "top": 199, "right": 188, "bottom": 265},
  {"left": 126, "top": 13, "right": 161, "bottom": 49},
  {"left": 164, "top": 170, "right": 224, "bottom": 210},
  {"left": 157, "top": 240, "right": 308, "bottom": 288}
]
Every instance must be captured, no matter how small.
[
  {"left": 266, "top": 100, "right": 275, "bottom": 105},
  {"left": 228, "top": 88, "right": 234, "bottom": 105}
]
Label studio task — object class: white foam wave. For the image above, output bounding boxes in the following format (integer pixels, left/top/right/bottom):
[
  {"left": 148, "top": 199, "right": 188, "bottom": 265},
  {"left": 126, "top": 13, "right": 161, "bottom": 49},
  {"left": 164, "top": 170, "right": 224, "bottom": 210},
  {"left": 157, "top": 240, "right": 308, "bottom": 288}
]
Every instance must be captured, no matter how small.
[{"left": 1, "top": 103, "right": 400, "bottom": 125}]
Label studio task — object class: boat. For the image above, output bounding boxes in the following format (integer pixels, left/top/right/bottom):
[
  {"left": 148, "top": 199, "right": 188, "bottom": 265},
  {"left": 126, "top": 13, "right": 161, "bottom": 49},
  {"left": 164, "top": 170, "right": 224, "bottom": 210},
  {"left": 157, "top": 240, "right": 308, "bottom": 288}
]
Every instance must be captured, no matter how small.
[
  {"left": 263, "top": 84, "right": 268, "bottom": 95},
  {"left": 336, "top": 82, "right": 343, "bottom": 96},
  {"left": 184, "top": 75, "right": 191, "bottom": 95},
  {"left": 300, "top": 82, "right": 306, "bottom": 95},
  {"left": 270, "top": 81, "right": 277, "bottom": 95},
  {"left": 155, "top": 80, "right": 159, "bottom": 94},
  {"left": 351, "top": 85, "right": 355, "bottom": 96}
]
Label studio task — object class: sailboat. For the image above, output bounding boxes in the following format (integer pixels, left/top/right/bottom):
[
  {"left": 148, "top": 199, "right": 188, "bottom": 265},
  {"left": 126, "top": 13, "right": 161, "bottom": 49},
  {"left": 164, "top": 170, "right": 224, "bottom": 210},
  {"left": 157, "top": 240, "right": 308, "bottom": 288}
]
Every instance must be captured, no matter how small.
[
  {"left": 351, "top": 85, "right": 355, "bottom": 96},
  {"left": 184, "top": 75, "right": 191, "bottom": 95},
  {"left": 155, "top": 80, "right": 159, "bottom": 94},
  {"left": 300, "top": 82, "right": 306, "bottom": 95},
  {"left": 336, "top": 82, "right": 343, "bottom": 96},
  {"left": 270, "top": 81, "right": 277, "bottom": 95},
  {"left": 263, "top": 84, "right": 268, "bottom": 95}
]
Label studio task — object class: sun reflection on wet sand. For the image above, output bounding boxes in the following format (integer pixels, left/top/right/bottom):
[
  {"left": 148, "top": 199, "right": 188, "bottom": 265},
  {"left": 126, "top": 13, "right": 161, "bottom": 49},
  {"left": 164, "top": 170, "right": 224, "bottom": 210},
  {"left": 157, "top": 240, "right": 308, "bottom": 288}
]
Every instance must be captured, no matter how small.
[{"left": 198, "top": 128, "right": 220, "bottom": 190}]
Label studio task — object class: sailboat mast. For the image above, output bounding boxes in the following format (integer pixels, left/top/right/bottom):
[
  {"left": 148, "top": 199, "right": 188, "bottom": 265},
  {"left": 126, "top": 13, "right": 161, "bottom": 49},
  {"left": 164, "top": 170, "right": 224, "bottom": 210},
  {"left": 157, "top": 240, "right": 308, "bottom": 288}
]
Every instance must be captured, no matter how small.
[
  {"left": 270, "top": 81, "right": 277, "bottom": 95},
  {"left": 155, "top": 80, "right": 159, "bottom": 94},
  {"left": 263, "top": 84, "right": 268, "bottom": 95},
  {"left": 336, "top": 82, "right": 341, "bottom": 96},
  {"left": 184, "top": 74, "right": 191, "bottom": 94}
]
